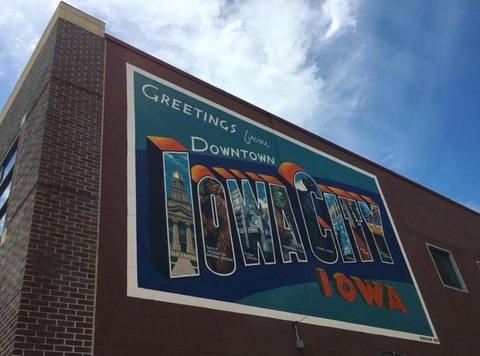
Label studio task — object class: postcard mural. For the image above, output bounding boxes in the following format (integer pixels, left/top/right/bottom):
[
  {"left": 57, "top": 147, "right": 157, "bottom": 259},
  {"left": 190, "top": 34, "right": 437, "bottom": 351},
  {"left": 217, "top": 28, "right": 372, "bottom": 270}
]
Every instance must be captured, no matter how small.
[{"left": 126, "top": 64, "right": 438, "bottom": 343}]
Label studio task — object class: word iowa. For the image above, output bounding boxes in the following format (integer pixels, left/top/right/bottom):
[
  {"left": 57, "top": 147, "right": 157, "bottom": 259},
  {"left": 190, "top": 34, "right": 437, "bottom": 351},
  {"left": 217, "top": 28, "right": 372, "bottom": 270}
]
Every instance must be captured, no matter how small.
[
  {"left": 146, "top": 136, "right": 395, "bottom": 279},
  {"left": 316, "top": 268, "right": 407, "bottom": 313}
]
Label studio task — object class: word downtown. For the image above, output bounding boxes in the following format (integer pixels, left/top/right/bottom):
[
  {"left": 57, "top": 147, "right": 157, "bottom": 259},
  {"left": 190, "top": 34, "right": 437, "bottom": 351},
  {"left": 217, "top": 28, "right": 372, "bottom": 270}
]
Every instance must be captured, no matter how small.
[{"left": 191, "top": 136, "right": 275, "bottom": 165}]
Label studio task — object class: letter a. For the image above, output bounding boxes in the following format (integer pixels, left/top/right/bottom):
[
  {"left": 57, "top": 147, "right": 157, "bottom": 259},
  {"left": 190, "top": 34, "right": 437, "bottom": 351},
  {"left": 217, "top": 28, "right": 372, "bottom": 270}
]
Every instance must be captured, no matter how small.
[{"left": 385, "top": 285, "right": 408, "bottom": 313}]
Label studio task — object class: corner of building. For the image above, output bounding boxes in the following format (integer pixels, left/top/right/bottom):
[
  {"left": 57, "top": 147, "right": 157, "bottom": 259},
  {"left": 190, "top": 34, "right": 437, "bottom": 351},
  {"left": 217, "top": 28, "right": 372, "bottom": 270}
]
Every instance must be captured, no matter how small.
[{"left": 0, "top": 2, "right": 106, "bottom": 354}]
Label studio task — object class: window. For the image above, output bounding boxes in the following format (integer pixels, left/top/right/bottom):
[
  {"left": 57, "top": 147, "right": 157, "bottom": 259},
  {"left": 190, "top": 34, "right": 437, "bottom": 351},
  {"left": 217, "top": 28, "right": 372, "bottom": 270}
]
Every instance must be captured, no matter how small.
[
  {"left": 0, "top": 140, "right": 18, "bottom": 238},
  {"left": 427, "top": 244, "right": 467, "bottom": 291}
]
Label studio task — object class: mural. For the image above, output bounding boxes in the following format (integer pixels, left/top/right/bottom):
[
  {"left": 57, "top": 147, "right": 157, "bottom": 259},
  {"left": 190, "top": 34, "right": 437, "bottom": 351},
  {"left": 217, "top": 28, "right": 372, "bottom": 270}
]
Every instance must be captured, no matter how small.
[{"left": 127, "top": 64, "right": 438, "bottom": 343}]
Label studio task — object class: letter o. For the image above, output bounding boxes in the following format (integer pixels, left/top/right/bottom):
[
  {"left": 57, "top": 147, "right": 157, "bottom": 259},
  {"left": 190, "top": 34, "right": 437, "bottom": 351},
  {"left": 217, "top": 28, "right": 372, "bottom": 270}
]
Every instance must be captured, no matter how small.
[{"left": 334, "top": 273, "right": 356, "bottom": 302}]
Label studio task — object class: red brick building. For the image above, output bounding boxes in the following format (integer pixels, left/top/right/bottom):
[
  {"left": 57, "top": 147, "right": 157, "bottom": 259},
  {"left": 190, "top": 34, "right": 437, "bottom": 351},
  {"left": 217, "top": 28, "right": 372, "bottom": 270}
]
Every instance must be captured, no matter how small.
[{"left": 1, "top": 3, "right": 479, "bottom": 355}]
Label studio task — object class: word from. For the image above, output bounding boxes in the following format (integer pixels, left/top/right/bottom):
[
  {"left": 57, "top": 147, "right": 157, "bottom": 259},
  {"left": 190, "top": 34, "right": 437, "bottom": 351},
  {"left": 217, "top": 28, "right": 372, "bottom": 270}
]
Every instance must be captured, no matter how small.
[{"left": 244, "top": 129, "right": 270, "bottom": 148}]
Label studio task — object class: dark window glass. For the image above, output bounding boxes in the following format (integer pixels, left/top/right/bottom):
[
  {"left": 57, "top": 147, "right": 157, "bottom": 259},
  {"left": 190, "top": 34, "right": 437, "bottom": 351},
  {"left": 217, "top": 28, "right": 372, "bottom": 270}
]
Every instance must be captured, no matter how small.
[
  {"left": 0, "top": 182, "right": 12, "bottom": 209},
  {"left": 428, "top": 245, "right": 466, "bottom": 291},
  {"left": 0, "top": 214, "right": 5, "bottom": 235},
  {"left": 0, "top": 140, "right": 18, "bottom": 237},
  {"left": 2, "top": 151, "right": 16, "bottom": 181}
]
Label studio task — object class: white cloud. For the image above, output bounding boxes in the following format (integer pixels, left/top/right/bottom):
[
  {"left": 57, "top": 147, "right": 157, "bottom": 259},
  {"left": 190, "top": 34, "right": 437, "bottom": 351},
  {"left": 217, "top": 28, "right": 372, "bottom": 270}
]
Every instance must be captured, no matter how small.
[
  {"left": 64, "top": 0, "right": 360, "bottom": 128},
  {"left": 0, "top": 0, "right": 57, "bottom": 75},
  {"left": 322, "top": 0, "right": 358, "bottom": 40},
  {"left": 1, "top": 0, "right": 362, "bottom": 136}
]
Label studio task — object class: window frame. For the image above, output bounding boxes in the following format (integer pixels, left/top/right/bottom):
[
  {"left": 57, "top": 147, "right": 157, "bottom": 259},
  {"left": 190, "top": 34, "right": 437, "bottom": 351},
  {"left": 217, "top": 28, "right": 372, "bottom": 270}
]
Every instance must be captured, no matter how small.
[{"left": 426, "top": 243, "right": 467, "bottom": 292}]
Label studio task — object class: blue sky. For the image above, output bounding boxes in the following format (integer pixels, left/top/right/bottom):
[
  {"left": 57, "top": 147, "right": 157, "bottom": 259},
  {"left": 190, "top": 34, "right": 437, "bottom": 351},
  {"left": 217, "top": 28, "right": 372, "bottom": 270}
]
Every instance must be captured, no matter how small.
[{"left": 0, "top": 0, "right": 479, "bottom": 212}]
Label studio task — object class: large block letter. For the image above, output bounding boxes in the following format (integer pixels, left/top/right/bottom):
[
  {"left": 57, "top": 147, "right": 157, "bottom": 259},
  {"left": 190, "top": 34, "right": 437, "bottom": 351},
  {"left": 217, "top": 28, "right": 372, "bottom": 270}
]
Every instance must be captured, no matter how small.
[
  {"left": 280, "top": 163, "right": 339, "bottom": 263},
  {"left": 147, "top": 136, "right": 200, "bottom": 278},
  {"left": 322, "top": 190, "right": 356, "bottom": 263},
  {"left": 227, "top": 179, "right": 275, "bottom": 266},
  {"left": 270, "top": 183, "right": 307, "bottom": 263},
  {"left": 357, "top": 198, "right": 393, "bottom": 264},
  {"left": 192, "top": 165, "right": 236, "bottom": 276}
]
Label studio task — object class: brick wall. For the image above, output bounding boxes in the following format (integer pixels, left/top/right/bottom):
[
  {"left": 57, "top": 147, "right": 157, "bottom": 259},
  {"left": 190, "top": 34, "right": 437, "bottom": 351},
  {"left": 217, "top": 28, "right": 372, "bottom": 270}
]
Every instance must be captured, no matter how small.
[
  {"left": 0, "top": 22, "right": 57, "bottom": 356},
  {"left": 0, "top": 17, "right": 105, "bottom": 356}
]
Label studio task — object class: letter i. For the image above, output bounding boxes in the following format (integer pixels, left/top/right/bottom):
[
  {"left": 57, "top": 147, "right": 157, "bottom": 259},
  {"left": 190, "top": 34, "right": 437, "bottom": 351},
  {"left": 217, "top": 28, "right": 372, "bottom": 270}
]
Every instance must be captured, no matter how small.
[{"left": 316, "top": 268, "right": 333, "bottom": 297}]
